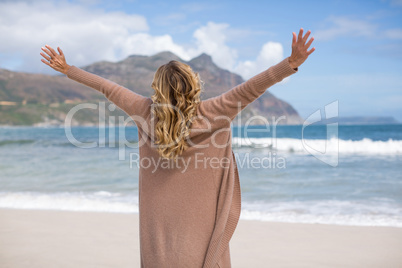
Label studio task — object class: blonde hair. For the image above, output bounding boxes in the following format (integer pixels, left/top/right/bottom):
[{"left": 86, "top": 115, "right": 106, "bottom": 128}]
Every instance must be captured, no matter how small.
[{"left": 151, "top": 60, "right": 203, "bottom": 160}]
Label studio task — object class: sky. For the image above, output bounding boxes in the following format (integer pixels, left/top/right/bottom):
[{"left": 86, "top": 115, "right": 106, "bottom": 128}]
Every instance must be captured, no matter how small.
[{"left": 0, "top": 0, "right": 401, "bottom": 121}]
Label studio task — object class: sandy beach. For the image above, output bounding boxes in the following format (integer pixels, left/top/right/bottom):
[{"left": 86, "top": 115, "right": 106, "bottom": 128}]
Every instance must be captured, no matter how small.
[{"left": 1, "top": 209, "right": 401, "bottom": 268}]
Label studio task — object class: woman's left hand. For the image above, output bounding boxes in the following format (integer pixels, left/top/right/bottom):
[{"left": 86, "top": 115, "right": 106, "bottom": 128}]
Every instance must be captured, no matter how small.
[
  {"left": 40, "top": 45, "right": 71, "bottom": 75},
  {"left": 288, "top": 28, "right": 315, "bottom": 69}
]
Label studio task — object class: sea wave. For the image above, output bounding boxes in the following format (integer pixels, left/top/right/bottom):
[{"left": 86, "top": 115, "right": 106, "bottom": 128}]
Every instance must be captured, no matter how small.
[
  {"left": 1, "top": 192, "right": 401, "bottom": 227},
  {"left": 0, "top": 191, "right": 138, "bottom": 213},
  {"left": 232, "top": 137, "right": 402, "bottom": 155},
  {"left": 1, "top": 136, "right": 401, "bottom": 155},
  {"left": 241, "top": 199, "right": 402, "bottom": 227},
  {"left": 0, "top": 139, "right": 139, "bottom": 148}
]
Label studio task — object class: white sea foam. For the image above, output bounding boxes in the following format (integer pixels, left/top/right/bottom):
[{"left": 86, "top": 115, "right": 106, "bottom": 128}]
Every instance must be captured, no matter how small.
[
  {"left": 0, "top": 191, "right": 138, "bottom": 213},
  {"left": 1, "top": 192, "right": 401, "bottom": 227},
  {"left": 241, "top": 199, "right": 402, "bottom": 227},
  {"left": 232, "top": 137, "right": 402, "bottom": 155}
]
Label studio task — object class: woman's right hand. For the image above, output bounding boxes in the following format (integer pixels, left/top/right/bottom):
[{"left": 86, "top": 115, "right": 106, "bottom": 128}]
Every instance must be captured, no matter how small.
[
  {"left": 288, "top": 28, "right": 315, "bottom": 69},
  {"left": 40, "top": 45, "right": 71, "bottom": 75}
]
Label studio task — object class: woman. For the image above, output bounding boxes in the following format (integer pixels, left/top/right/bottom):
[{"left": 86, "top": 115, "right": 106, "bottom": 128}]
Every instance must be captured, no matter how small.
[{"left": 40, "top": 28, "right": 314, "bottom": 268}]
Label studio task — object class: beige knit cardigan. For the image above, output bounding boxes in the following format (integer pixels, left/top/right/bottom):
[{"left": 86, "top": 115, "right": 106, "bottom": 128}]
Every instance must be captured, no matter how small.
[{"left": 66, "top": 57, "right": 297, "bottom": 267}]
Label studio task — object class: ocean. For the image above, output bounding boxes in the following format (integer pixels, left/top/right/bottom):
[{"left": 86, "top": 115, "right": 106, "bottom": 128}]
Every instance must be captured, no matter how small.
[{"left": 1, "top": 124, "right": 401, "bottom": 227}]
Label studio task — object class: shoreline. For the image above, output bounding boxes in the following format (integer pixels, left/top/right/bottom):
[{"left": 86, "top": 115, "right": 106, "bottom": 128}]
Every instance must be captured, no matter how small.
[
  {"left": 1, "top": 208, "right": 402, "bottom": 267},
  {"left": 1, "top": 207, "right": 401, "bottom": 229}
]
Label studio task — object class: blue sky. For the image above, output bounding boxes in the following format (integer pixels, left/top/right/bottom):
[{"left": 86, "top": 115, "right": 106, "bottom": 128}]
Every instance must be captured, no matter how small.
[{"left": 1, "top": 0, "right": 401, "bottom": 121}]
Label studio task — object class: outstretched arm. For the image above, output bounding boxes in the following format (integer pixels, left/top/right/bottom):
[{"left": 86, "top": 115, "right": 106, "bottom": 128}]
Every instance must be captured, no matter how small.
[
  {"left": 40, "top": 45, "right": 152, "bottom": 126},
  {"left": 202, "top": 28, "right": 315, "bottom": 121}
]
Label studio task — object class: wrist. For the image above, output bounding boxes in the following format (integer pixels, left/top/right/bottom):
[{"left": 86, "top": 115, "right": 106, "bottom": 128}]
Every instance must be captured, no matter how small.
[
  {"left": 288, "top": 57, "right": 297, "bottom": 70},
  {"left": 63, "top": 64, "right": 71, "bottom": 75}
]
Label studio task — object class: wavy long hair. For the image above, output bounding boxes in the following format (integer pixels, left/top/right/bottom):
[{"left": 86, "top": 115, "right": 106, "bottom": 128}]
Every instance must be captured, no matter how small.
[{"left": 151, "top": 60, "right": 203, "bottom": 160}]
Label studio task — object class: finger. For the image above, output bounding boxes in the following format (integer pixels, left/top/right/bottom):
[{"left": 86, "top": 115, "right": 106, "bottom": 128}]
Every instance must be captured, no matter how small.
[
  {"left": 292, "top": 32, "right": 297, "bottom": 46},
  {"left": 298, "top": 28, "right": 304, "bottom": 42},
  {"left": 41, "top": 47, "right": 53, "bottom": 58},
  {"left": 303, "top": 30, "right": 311, "bottom": 43},
  {"left": 307, "top": 47, "right": 315, "bottom": 56},
  {"left": 45, "top": 45, "right": 57, "bottom": 56},
  {"left": 305, "top": 37, "right": 314, "bottom": 49},
  {"left": 40, "top": 52, "right": 51, "bottom": 61},
  {"left": 41, "top": 59, "right": 51, "bottom": 66},
  {"left": 58, "top": 47, "right": 64, "bottom": 57}
]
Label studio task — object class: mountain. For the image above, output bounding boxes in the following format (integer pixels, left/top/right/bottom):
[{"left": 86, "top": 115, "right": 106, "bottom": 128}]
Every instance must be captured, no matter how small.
[
  {"left": 309, "top": 116, "right": 400, "bottom": 125},
  {"left": 0, "top": 52, "right": 303, "bottom": 126}
]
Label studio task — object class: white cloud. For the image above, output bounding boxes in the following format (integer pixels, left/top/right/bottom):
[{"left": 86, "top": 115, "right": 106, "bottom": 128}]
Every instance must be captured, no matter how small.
[
  {"left": 118, "top": 33, "right": 191, "bottom": 60},
  {"left": 184, "top": 22, "right": 285, "bottom": 79},
  {"left": 0, "top": 0, "right": 148, "bottom": 71},
  {"left": 188, "top": 22, "right": 238, "bottom": 70},
  {"left": 314, "top": 16, "right": 376, "bottom": 41},
  {"left": 234, "top": 42, "right": 284, "bottom": 79},
  {"left": 315, "top": 15, "right": 402, "bottom": 42},
  {"left": 384, "top": 28, "right": 402, "bottom": 39},
  {"left": 0, "top": 0, "right": 285, "bottom": 80}
]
